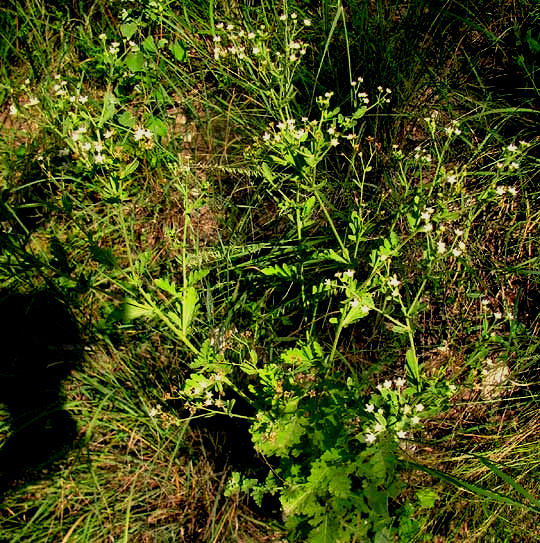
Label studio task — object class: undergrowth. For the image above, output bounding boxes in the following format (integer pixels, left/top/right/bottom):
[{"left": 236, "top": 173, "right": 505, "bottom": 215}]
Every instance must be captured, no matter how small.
[{"left": 0, "top": 0, "right": 539, "bottom": 542}]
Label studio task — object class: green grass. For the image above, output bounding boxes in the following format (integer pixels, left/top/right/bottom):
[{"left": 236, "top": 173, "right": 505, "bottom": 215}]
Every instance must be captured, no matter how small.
[{"left": 0, "top": 0, "right": 539, "bottom": 541}]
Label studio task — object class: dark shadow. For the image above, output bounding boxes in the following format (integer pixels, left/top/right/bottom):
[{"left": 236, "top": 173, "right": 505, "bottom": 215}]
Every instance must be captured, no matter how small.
[{"left": 0, "top": 289, "right": 83, "bottom": 495}]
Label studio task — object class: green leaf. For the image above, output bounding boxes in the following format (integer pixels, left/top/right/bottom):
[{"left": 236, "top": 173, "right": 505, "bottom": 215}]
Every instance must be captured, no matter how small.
[
  {"left": 118, "top": 110, "right": 137, "bottom": 128},
  {"left": 170, "top": 40, "right": 186, "bottom": 62},
  {"left": 147, "top": 116, "right": 168, "bottom": 138},
  {"left": 125, "top": 51, "right": 145, "bottom": 72},
  {"left": 99, "top": 91, "right": 116, "bottom": 127},
  {"left": 142, "top": 35, "right": 157, "bottom": 53},
  {"left": 416, "top": 488, "right": 438, "bottom": 509},
  {"left": 123, "top": 298, "right": 153, "bottom": 320},
  {"left": 120, "top": 21, "right": 138, "bottom": 39},
  {"left": 154, "top": 277, "right": 178, "bottom": 296},
  {"left": 89, "top": 245, "right": 116, "bottom": 268},
  {"left": 182, "top": 286, "right": 198, "bottom": 335},
  {"left": 120, "top": 159, "right": 139, "bottom": 179}
]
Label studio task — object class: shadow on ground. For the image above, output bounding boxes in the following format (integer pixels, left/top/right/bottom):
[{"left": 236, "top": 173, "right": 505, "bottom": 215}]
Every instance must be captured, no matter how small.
[{"left": 0, "top": 289, "right": 83, "bottom": 495}]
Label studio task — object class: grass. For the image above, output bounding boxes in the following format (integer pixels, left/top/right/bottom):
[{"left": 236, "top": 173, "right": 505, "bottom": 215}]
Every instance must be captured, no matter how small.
[{"left": 0, "top": 0, "right": 539, "bottom": 541}]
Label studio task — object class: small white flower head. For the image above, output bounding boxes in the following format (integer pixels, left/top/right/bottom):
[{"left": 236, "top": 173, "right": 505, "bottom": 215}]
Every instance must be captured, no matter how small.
[
  {"left": 447, "top": 174, "right": 458, "bottom": 184},
  {"left": 506, "top": 311, "right": 515, "bottom": 320},
  {"left": 396, "top": 430, "right": 407, "bottom": 439},
  {"left": 78, "top": 95, "right": 88, "bottom": 104},
  {"left": 69, "top": 95, "right": 77, "bottom": 103},
  {"left": 360, "top": 305, "right": 370, "bottom": 313},
  {"left": 216, "top": 22, "right": 224, "bottom": 30},
  {"left": 365, "top": 403, "right": 375, "bottom": 413},
  {"left": 81, "top": 142, "right": 92, "bottom": 152},
  {"left": 350, "top": 298, "right": 360, "bottom": 308},
  {"left": 104, "top": 129, "right": 114, "bottom": 139},
  {"left": 411, "top": 416, "right": 421, "bottom": 425},
  {"left": 458, "top": 241, "right": 466, "bottom": 251},
  {"left": 508, "top": 186, "right": 518, "bottom": 197},
  {"left": 304, "top": 18, "right": 311, "bottom": 26},
  {"left": 99, "top": 33, "right": 106, "bottom": 40},
  {"left": 26, "top": 97, "right": 39, "bottom": 107},
  {"left": 94, "top": 142, "right": 103, "bottom": 153},
  {"left": 324, "top": 278, "right": 332, "bottom": 287},
  {"left": 262, "top": 132, "right": 271, "bottom": 141},
  {"left": 422, "top": 222, "right": 433, "bottom": 233},
  {"left": 403, "top": 404, "right": 412, "bottom": 415},
  {"left": 452, "top": 247, "right": 462, "bottom": 257},
  {"left": 383, "top": 380, "right": 392, "bottom": 389},
  {"left": 481, "top": 298, "right": 490, "bottom": 307},
  {"left": 415, "top": 403, "right": 425, "bottom": 412},
  {"left": 437, "top": 240, "right": 447, "bottom": 254},
  {"left": 327, "top": 126, "right": 336, "bottom": 135},
  {"left": 373, "top": 422, "right": 385, "bottom": 433},
  {"left": 330, "top": 137, "right": 339, "bottom": 147},
  {"left": 279, "top": 13, "right": 287, "bottom": 21},
  {"left": 290, "top": 12, "right": 297, "bottom": 19},
  {"left": 365, "top": 432, "right": 376, "bottom": 444},
  {"left": 454, "top": 228, "right": 464, "bottom": 237},
  {"left": 9, "top": 104, "right": 17, "bottom": 116},
  {"left": 494, "top": 311, "right": 502, "bottom": 320},
  {"left": 94, "top": 153, "right": 105, "bottom": 164},
  {"left": 395, "top": 377, "right": 406, "bottom": 388},
  {"left": 509, "top": 161, "right": 519, "bottom": 170},
  {"left": 507, "top": 143, "right": 518, "bottom": 152},
  {"left": 388, "top": 275, "right": 400, "bottom": 288}
]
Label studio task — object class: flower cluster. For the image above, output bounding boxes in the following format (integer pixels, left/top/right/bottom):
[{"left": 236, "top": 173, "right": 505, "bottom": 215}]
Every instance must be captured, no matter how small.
[{"left": 362, "top": 378, "right": 428, "bottom": 445}]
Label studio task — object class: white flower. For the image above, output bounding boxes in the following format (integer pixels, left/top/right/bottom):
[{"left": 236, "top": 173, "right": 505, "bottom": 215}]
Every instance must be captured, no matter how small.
[
  {"left": 403, "top": 404, "right": 412, "bottom": 415},
  {"left": 104, "top": 129, "right": 114, "bottom": 139},
  {"left": 360, "top": 305, "right": 370, "bottom": 313},
  {"left": 454, "top": 228, "right": 464, "bottom": 236},
  {"left": 388, "top": 276, "right": 400, "bottom": 288},
  {"left": 262, "top": 132, "right": 271, "bottom": 141},
  {"left": 330, "top": 137, "right": 339, "bottom": 147},
  {"left": 26, "top": 97, "right": 39, "bottom": 107},
  {"left": 343, "top": 269, "right": 355, "bottom": 278},
  {"left": 383, "top": 380, "right": 392, "bottom": 389},
  {"left": 507, "top": 144, "right": 518, "bottom": 152},
  {"left": 373, "top": 422, "right": 384, "bottom": 433},
  {"left": 81, "top": 142, "right": 92, "bottom": 151},
  {"left": 508, "top": 186, "right": 517, "bottom": 196},
  {"left": 9, "top": 104, "right": 17, "bottom": 116},
  {"left": 365, "top": 433, "right": 376, "bottom": 444},
  {"left": 365, "top": 403, "right": 375, "bottom": 413},
  {"left": 452, "top": 248, "right": 462, "bottom": 257},
  {"left": 494, "top": 311, "right": 502, "bottom": 319},
  {"left": 94, "top": 153, "right": 105, "bottom": 164},
  {"left": 447, "top": 174, "right": 457, "bottom": 184},
  {"left": 395, "top": 377, "right": 406, "bottom": 388},
  {"left": 396, "top": 430, "right": 407, "bottom": 439},
  {"left": 411, "top": 416, "right": 420, "bottom": 425},
  {"left": 350, "top": 299, "right": 359, "bottom": 308},
  {"left": 94, "top": 142, "right": 103, "bottom": 153},
  {"left": 304, "top": 18, "right": 311, "bottom": 26},
  {"left": 415, "top": 403, "right": 425, "bottom": 412},
  {"left": 509, "top": 161, "right": 519, "bottom": 170},
  {"left": 78, "top": 95, "right": 88, "bottom": 104},
  {"left": 437, "top": 240, "right": 446, "bottom": 254},
  {"left": 134, "top": 127, "right": 147, "bottom": 141}
]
